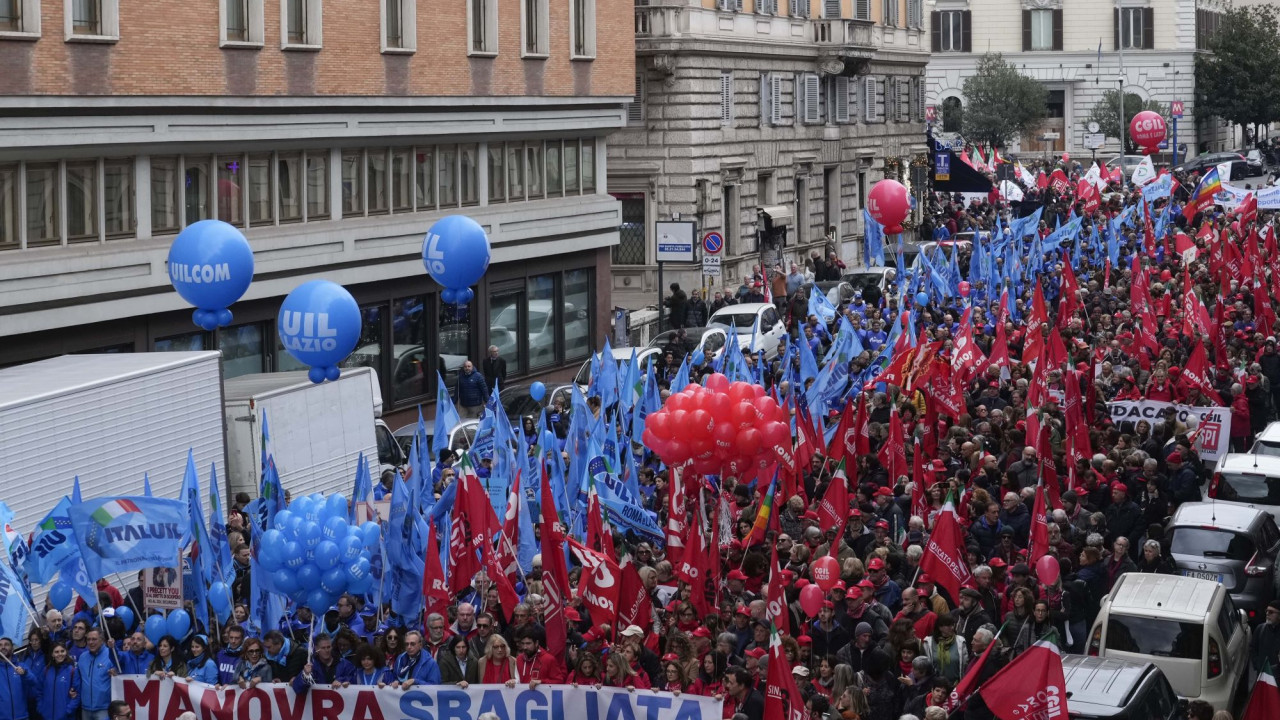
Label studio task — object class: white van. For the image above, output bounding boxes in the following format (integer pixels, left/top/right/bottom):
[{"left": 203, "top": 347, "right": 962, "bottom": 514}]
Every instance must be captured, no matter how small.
[{"left": 1087, "top": 574, "right": 1250, "bottom": 713}]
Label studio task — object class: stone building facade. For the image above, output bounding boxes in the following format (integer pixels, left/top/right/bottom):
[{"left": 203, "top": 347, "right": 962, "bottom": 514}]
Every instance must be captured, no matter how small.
[{"left": 608, "top": 0, "right": 930, "bottom": 311}]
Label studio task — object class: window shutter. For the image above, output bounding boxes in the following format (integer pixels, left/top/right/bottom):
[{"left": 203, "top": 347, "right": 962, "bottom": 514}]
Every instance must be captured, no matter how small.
[
  {"left": 899, "top": 79, "right": 910, "bottom": 121},
  {"left": 1114, "top": 8, "right": 1120, "bottom": 50},
  {"left": 795, "top": 73, "right": 805, "bottom": 124},
  {"left": 848, "top": 76, "right": 860, "bottom": 122},
  {"left": 917, "top": 77, "right": 926, "bottom": 121},
  {"left": 1052, "top": 9, "right": 1063, "bottom": 50},
  {"left": 627, "top": 74, "right": 644, "bottom": 124},
  {"left": 824, "top": 0, "right": 839, "bottom": 18},
  {"left": 804, "top": 74, "right": 821, "bottom": 124},
  {"left": 720, "top": 72, "right": 733, "bottom": 127},
  {"left": 735, "top": 0, "right": 743, "bottom": 11},
  {"left": 835, "top": 77, "right": 850, "bottom": 123},
  {"left": 864, "top": 77, "right": 876, "bottom": 122},
  {"left": 760, "top": 72, "right": 771, "bottom": 127},
  {"left": 961, "top": 10, "right": 971, "bottom": 52},
  {"left": 887, "top": 79, "right": 897, "bottom": 123},
  {"left": 1142, "top": 7, "right": 1154, "bottom": 48},
  {"left": 930, "top": 11, "right": 941, "bottom": 51},
  {"left": 1022, "top": 10, "right": 1031, "bottom": 51},
  {"left": 875, "top": 77, "right": 886, "bottom": 122},
  {"left": 856, "top": 0, "right": 869, "bottom": 20},
  {"left": 772, "top": 74, "right": 782, "bottom": 125}
]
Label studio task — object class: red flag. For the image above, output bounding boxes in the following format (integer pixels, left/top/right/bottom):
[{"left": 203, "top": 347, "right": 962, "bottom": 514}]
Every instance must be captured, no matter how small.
[
  {"left": 854, "top": 395, "right": 871, "bottom": 457},
  {"left": 480, "top": 542, "right": 521, "bottom": 623},
  {"left": 828, "top": 399, "right": 856, "bottom": 465},
  {"left": 815, "top": 459, "right": 849, "bottom": 530},
  {"left": 665, "top": 465, "right": 687, "bottom": 567},
  {"left": 1028, "top": 484, "right": 1050, "bottom": 566},
  {"left": 677, "top": 488, "right": 713, "bottom": 618},
  {"left": 539, "top": 468, "right": 570, "bottom": 661},
  {"left": 911, "top": 439, "right": 929, "bottom": 522},
  {"left": 1181, "top": 343, "right": 1225, "bottom": 404},
  {"left": 923, "top": 359, "right": 964, "bottom": 418},
  {"left": 952, "top": 308, "right": 987, "bottom": 383},
  {"left": 422, "top": 519, "right": 451, "bottom": 621},
  {"left": 1175, "top": 232, "right": 1197, "bottom": 263},
  {"left": 1022, "top": 285, "right": 1048, "bottom": 366},
  {"left": 1036, "top": 170, "right": 1049, "bottom": 190},
  {"left": 1037, "top": 424, "right": 1061, "bottom": 509},
  {"left": 879, "top": 405, "right": 908, "bottom": 484},
  {"left": 1241, "top": 664, "right": 1280, "bottom": 720},
  {"left": 981, "top": 319, "right": 1011, "bottom": 377},
  {"left": 947, "top": 629, "right": 997, "bottom": 712},
  {"left": 617, "top": 561, "right": 654, "bottom": 631},
  {"left": 980, "top": 640, "right": 1070, "bottom": 720},
  {"left": 764, "top": 625, "right": 807, "bottom": 720},
  {"left": 919, "top": 497, "right": 972, "bottom": 602},
  {"left": 447, "top": 512, "right": 480, "bottom": 595},
  {"left": 585, "top": 488, "right": 616, "bottom": 559},
  {"left": 568, "top": 538, "right": 622, "bottom": 629},
  {"left": 1142, "top": 201, "right": 1158, "bottom": 259},
  {"left": 765, "top": 545, "right": 790, "bottom": 637}
]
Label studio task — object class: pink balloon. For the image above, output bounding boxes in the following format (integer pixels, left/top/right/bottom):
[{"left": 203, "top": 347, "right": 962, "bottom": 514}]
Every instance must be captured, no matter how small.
[
  {"left": 810, "top": 556, "right": 840, "bottom": 592},
  {"left": 958, "top": 281, "right": 971, "bottom": 298},
  {"left": 868, "top": 180, "right": 911, "bottom": 234},
  {"left": 1036, "top": 555, "right": 1060, "bottom": 586},
  {"left": 1129, "top": 110, "right": 1167, "bottom": 155},
  {"left": 705, "top": 373, "right": 730, "bottom": 392},
  {"left": 799, "top": 584, "right": 825, "bottom": 618}
]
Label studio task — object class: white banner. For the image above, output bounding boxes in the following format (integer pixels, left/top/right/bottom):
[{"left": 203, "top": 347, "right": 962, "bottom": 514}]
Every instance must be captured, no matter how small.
[
  {"left": 114, "top": 676, "right": 723, "bottom": 720},
  {"left": 1106, "top": 400, "right": 1232, "bottom": 461}
]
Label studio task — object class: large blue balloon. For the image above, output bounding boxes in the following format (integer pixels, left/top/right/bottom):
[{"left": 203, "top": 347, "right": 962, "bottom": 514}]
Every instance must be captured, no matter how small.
[
  {"left": 319, "top": 567, "right": 346, "bottom": 595},
  {"left": 166, "top": 609, "right": 192, "bottom": 640},
  {"left": 422, "top": 215, "right": 491, "bottom": 305},
  {"left": 339, "top": 536, "right": 364, "bottom": 563},
  {"left": 144, "top": 615, "right": 167, "bottom": 645},
  {"left": 298, "top": 521, "right": 322, "bottom": 548},
  {"left": 360, "top": 522, "right": 381, "bottom": 549},
  {"left": 115, "top": 605, "right": 136, "bottom": 632},
  {"left": 314, "top": 541, "right": 341, "bottom": 570},
  {"left": 272, "top": 568, "right": 300, "bottom": 595},
  {"left": 167, "top": 220, "right": 255, "bottom": 331},
  {"left": 283, "top": 541, "right": 305, "bottom": 568},
  {"left": 296, "top": 563, "right": 322, "bottom": 591},
  {"left": 306, "top": 588, "right": 335, "bottom": 613},
  {"left": 48, "top": 582, "right": 72, "bottom": 609},
  {"left": 208, "top": 582, "right": 232, "bottom": 614},
  {"left": 277, "top": 280, "right": 362, "bottom": 384},
  {"left": 322, "top": 516, "right": 347, "bottom": 541},
  {"left": 530, "top": 382, "right": 546, "bottom": 402}
]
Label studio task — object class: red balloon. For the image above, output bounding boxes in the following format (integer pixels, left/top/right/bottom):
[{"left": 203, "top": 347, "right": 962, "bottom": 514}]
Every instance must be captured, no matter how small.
[
  {"left": 728, "top": 382, "right": 755, "bottom": 404},
  {"left": 713, "top": 422, "right": 738, "bottom": 453},
  {"left": 1036, "top": 555, "right": 1061, "bottom": 586},
  {"left": 799, "top": 584, "right": 825, "bottom": 618},
  {"left": 646, "top": 412, "right": 673, "bottom": 440},
  {"left": 666, "top": 393, "right": 691, "bottom": 413},
  {"left": 732, "top": 401, "right": 758, "bottom": 430},
  {"left": 750, "top": 384, "right": 766, "bottom": 399},
  {"left": 705, "top": 373, "right": 730, "bottom": 392},
  {"left": 958, "top": 281, "right": 971, "bottom": 297},
  {"left": 754, "top": 395, "right": 779, "bottom": 419},
  {"left": 811, "top": 556, "right": 840, "bottom": 592},
  {"left": 735, "top": 428, "right": 762, "bottom": 456},
  {"left": 669, "top": 409, "right": 689, "bottom": 434},
  {"left": 1129, "top": 110, "right": 1167, "bottom": 155},
  {"left": 688, "top": 409, "right": 714, "bottom": 439},
  {"left": 666, "top": 439, "right": 690, "bottom": 463},
  {"left": 694, "top": 458, "right": 719, "bottom": 475},
  {"left": 763, "top": 421, "right": 791, "bottom": 447},
  {"left": 868, "top": 180, "right": 911, "bottom": 234},
  {"left": 707, "top": 392, "right": 732, "bottom": 418}
]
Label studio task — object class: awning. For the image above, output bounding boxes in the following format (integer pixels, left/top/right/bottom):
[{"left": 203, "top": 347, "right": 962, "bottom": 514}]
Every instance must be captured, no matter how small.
[{"left": 758, "top": 205, "right": 793, "bottom": 229}]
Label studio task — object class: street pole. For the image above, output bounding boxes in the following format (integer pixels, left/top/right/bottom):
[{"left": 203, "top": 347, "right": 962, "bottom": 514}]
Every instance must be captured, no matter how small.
[
  {"left": 657, "top": 260, "right": 665, "bottom": 330},
  {"left": 1172, "top": 117, "right": 1179, "bottom": 167},
  {"left": 1117, "top": 19, "right": 1126, "bottom": 159}
]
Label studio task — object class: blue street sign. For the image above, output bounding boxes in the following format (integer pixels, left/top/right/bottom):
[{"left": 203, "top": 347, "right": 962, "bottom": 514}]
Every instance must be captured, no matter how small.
[{"left": 702, "top": 231, "right": 724, "bottom": 255}]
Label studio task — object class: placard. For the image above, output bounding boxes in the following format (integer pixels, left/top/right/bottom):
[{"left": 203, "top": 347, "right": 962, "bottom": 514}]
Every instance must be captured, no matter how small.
[
  {"left": 655, "top": 221, "right": 696, "bottom": 263},
  {"left": 142, "top": 566, "right": 183, "bottom": 611}
]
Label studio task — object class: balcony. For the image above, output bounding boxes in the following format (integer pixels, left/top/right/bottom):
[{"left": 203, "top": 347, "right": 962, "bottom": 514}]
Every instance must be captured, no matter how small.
[
  {"left": 812, "top": 18, "right": 874, "bottom": 50},
  {"left": 635, "top": 3, "right": 875, "bottom": 55}
]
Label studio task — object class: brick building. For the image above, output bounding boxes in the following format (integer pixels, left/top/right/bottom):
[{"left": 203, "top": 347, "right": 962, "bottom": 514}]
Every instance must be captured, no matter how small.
[{"left": 0, "top": 0, "right": 633, "bottom": 425}]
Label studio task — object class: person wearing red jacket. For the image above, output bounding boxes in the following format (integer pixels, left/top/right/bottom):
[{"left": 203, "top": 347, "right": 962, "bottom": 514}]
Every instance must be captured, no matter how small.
[
  {"left": 73, "top": 579, "right": 123, "bottom": 614},
  {"left": 514, "top": 628, "right": 565, "bottom": 686}
]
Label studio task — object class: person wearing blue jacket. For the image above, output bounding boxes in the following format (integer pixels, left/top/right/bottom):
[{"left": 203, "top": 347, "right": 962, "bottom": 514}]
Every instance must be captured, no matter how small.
[
  {"left": 350, "top": 645, "right": 392, "bottom": 687},
  {"left": 76, "top": 629, "right": 116, "bottom": 720},
  {"left": 391, "top": 631, "right": 440, "bottom": 689},
  {"left": 184, "top": 636, "right": 219, "bottom": 685},
  {"left": 118, "top": 632, "right": 153, "bottom": 676},
  {"left": 215, "top": 626, "right": 245, "bottom": 685},
  {"left": 19, "top": 629, "right": 47, "bottom": 720},
  {"left": 291, "top": 634, "right": 356, "bottom": 693},
  {"left": 0, "top": 638, "right": 33, "bottom": 720},
  {"left": 37, "top": 644, "right": 78, "bottom": 720}
]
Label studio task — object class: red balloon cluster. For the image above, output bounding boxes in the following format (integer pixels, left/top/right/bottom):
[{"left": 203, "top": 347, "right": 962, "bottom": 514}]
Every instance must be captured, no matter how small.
[{"left": 642, "top": 375, "right": 789, "bottom": 475}]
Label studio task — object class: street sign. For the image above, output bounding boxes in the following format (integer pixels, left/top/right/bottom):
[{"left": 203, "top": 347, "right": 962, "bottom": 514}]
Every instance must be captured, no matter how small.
[
  {"left": 702, "top": 231, "right": 724, "bottom": 255},
  {"left": 1171, "top": 101, "right": 1184, "bottom": 118},
  {"left": 1083, "top": 133, "right": 1106, "bottom": 150},
  {"left": 655, "top": 221, "right": 696, "bottom": 263},
  {"left": 925, "top": 105, "right": 937, "bottom": 123},
  {"left": 934, "top": 153, "right": 951, "bottom": 181},
  {"left": 702, "top": 255, "right": 722, "bottom": 277}
]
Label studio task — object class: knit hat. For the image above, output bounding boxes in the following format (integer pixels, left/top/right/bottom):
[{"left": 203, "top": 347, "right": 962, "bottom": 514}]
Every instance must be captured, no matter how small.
[{"left": 855, "top": 622, "right": 873, "bottom": 637}]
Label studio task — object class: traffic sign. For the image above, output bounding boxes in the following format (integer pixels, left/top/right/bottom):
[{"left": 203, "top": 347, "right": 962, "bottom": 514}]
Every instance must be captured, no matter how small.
[
  {"left": 934, "top": 153, "right": 950, "bottom": 181},
  {"left": 1171, "top": 101, "right": 1184, "bottom": 119},
  {"left": 702, "top": 231, "right": 723, "bottom": 255},
  {"left": 702, "top": 255, "right": 722, "bottom": 277},
  {"left": 925, "top": 105, "right": 937, "bottom": 123}
]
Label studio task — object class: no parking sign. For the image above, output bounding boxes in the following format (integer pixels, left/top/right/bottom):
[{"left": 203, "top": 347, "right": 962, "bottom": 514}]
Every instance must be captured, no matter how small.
[{"left": 702, "top": 231, "right": 723, "bottom": 255}]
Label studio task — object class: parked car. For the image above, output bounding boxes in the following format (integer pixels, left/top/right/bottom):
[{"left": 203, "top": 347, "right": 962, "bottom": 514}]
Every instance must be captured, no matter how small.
[
  {"left": 800, "top": 281, "right": 855, "bottom": 308},
  {"left": 574, "top": 346, "right": 662, "bottom": 391},
  {"left": 1088, "top": 573, "right": 1251, "bottom": 712},
  {"left": 707, "top": 302, "right": 788, "bottom": 359},
  {"left": 1248, "top": 421, "right": 1280, "bottom": 456},
  {"left": 649, "top": 326, "right": 730, "bottom": 363},
  {"left": 1061, "top": 655, "right": 1183, "bottom": 720},
  {"left": 841, "top": 267, "right": 896, "bottom": 298},
  {"left": 1166, "top": 502, "right": 1280, "bottom": 620},
  {"left": 1207, "top": 452, "right": 1280, "bottom": 522},
  {"left": 1174, "top": 152, "right": 1250, "bottom": 181},
  {"left": 393, "top": 419, "right": 480, "bottom": 456},
  {"left": 1106, "top": 155, "right": 1149, "bottom": 174}
]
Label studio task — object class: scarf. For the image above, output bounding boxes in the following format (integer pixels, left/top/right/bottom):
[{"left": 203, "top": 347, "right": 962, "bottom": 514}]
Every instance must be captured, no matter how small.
[{"left": 266, "top": 638, "right": 292, "bottom": 666}]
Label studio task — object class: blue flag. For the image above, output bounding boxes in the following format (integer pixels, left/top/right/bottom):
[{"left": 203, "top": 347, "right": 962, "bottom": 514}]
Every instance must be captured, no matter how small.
[
  {"left": 433, "top": 371, "right": 463, "bottom": 461},
  {"left": 0, "top": 561, "right": 30, "bottom": 643},
  {"left": 807, "top": 286, "right": 838, "bottom": 323},
  {"left": 181, "top": 451, "right": 213, "bottom": 630},
  {"left": 208, "top": 463, "right": 235, "bottom": 585},
  {"left": 863, "top": 208, "right": 886, "bottom": 267},
  {"left": 68, "top": 496, "right": 187, "bottom": 581},
  {"left": 27, "top": 498, "right": 78, "bottom": 585},
  {"left": 587, "top": 456, "right": 663, "bottom": 545}
]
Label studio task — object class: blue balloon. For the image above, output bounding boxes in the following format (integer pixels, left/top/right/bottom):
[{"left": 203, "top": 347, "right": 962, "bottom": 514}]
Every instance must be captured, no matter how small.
[
  {"left": 167, "top": 220, "right": 255, "bottom": 330},
  {"left": 320, "top": 567, "right": 347, "bottom": 595},
  {"left": 322, "top": 516, "right": 347, "bottom": 541},
  {"left": 691, "top": 350, "right": 706, "bottom": 366},
  {"left": 314, "top": 540, "right": 341, "bottom": 570},
  {"left": 277, "top": 280, "right": 362, "bottom": 384},
  {"left": 296, "top": 563, "right": 322, "bottom": 591},
  {"left": 272, "top": 568, "right": 300, "bottom": 595},
  {"left": 530, "top": 382, "right": 546, "bottom": 402},
  {"left": 324, "top": 494, "right": 348, "bottom": 520},
  {"left": 282, "top": 515, "right": 304, "bottom": 541},
  {"left": 915, "top": 291, "right": 929, "bottom": 306},
  {"left": 144, "top": 615, "right": 167, "bottom": 645},
  {"left": 260, "top": 529, "right": 285, "bottom": 554},
  {"left": 208, "top": 582, "right": 232, "bottom": 614},
  {"left": 272, "top": 509, "right": 295, "bottom": 530},
  {"left": 166, "top": 609, "right": 192, "bottom": 640},
  {"left": 340, "top": 536, "right": 364, "bottom": 562},
  {"left": 345, "top": 556, "right": 371, "bottom": 583},
  {"left": 299, "top": 521, "right": 322, "bottom": 548},
  {"left": 306, "top": 588, "right": 335, "bottom": 613},
  {"left": 283, "top": 541, "right": 305, "bottom": 568},
  {"left": 441, "top": 287, "right": 458, "bottom": 304},
  {"left": 48, "top": 582, "right": 72, "bottom": 609},
  {"left": 347, "top": 573, "right": 373, "bottom": 595},
  {"left": 422, "top": 215, "right": 491, "bottom": 304},
  {"left": 115, "top": 605, "right": 135, "bottom": 632},
  {"left": 361, "top": 522, "right": 381, "bottom": 549}
]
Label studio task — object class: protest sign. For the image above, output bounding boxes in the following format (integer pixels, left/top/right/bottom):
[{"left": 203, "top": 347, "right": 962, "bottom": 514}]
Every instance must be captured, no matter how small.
[{"left": 1106, "top": 400, "right": 1231, "bottom": 461}]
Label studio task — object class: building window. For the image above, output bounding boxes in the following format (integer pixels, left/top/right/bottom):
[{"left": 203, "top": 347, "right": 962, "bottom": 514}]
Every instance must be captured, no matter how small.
[
  {"left": 64, "top": 161, "right": 97, "bottom": 243},
  {"left": 71, "top": 0, "right": 98, "bottom": 34},
  {"left": 155, "top": 332, "right": 207, "bottom": 352},
  {"left": 854, "top": 0, "right": 870, "bottom": 21},
  {"left": 1029, "top": 9, "right": 1051, "bottom": 50},
  {"left": 581, "top": 140, "right": 596, "bottom": 193},
  {"left": 306, "top": 151, "right": 329, "bottom": 219},
  {"left": 522, "top": 0, "right": 548, "bottom": 56},
  {"left": 217, "top": 156, "right": 244, "bottom": 226},
  {"left": 545, "top": 140, "right": 563, "bottom": 199},
  {"left": 469, "top": 0, "right": 497, "bottom": 55},
  {"left": 103, "top": 159, "right": 135, "bottom": 238},
  {"left": 221, "top": 0, "right": 263, "bottom": 45},
  {"left": 612, "top": 193, "right": 646, "bottom": 265},
  {"left": 388, "top": 296, "right": 429, "bottom": 403},
  {"left": 438, "top": 299, "right": 473, "bottom": 399},
  {"left": 25, "top": 163, "right": 59, "bottom": 246},
  {"left": 488, "top": 145, "right": 506, "bottom": 203},
  {"left": 564, "top": 269, "right": 591, "bottom": 361},
  {"left": 366, "top": 148, "right": 390, "bottom": 215},
  {"left": 525, "top": 143, "right": 544, "bottom": 199},
  {"left": 283, "top": 0, "right": 321, "bottom": 47},
  {"left": 0, "top": 165, "right": 17, "bottom": 251},
  {"left": 184, "top": 158, "right": 211, "bottom": 226},
  {"left": 791, "top": 0, "right": 809, "bottom": 19},
  {"left": 416, "top": 147, "right": 435, "bottom": 209},
  {"left": 507, "top": 144, "right": 525, "bottom": 201},
  {"left": 247, "top": 154, "right": 272, "bottom": 226},
  {"left": 438, "top": 145, "right": 458, "bottom": 207},
  {"left": 931, "top": 10, "right": 969, "bottom": 52},
  {"left": 720, "top": 71, "right": 734, "bottom": 127},
  {"left": 341, "top": 150, "right": 363, "bottom": 217},
  {"left": 527, "top": 274, "right": 556, "bottom": 370},
  {"left": 881, "top": 0, "right": 896, "bottom": 27},
  {"left": 1, "top": 158, "right": 139, "bottom": 249},
  {"left": 151, "top": 157, "right": 180, "bottom": 234},
  {"left": 906, "top": 0, "right": 921, "bottom": 28},
  {"left": 382, "top": 0, "right": 415, "bottom": 52},
  {"left": 65, "top": 0, "right": 117, "bottom": 40},
  {"left": 570, "top": 0, "right": 595, "bottom": 58},
  {"left": 564, "top": 141, "right": 579, "bottom": 196},
  {"left": 460, "top": 144, "right": 479, "bottom": 206},
  {"left": 278, "top": 152, "right": 303, "bottom": 223},
  {"left": 1197, "top": 9, "right": 1222, "bottom": 50},
  {"left": 1, "top": 0, "right": 40, "bottom": 35},
  {"left": 941, "top": 96, "right": 963, "bottom": 132},
  {"left": 490, "top": 288, "right": 526, "bottom": 376},
  {"left": 627, "top": 74, "right": 645, "bottom": 126},
  {"left": 1117, "top": 7, "right": 1152, "bottom": 50},
  {"left": 221, "top": 323, "right": 266, "bottom": 378},
  {"left": 391, "top": 148, "right": 412, "bottom": 212},
  {"left": 340, "top": 306, "right": 385, "bottom": 376}
]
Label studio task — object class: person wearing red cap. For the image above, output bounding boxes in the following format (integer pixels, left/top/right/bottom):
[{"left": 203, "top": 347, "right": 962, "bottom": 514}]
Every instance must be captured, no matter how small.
[
  {"left": 915, "top": 575, "right": 949, "bottom": 617},
  {"left": 1165, "top": 450, "right": 1201, "bottom": 505},
  {"left": 865, "top": 557, "right": 903, "bottom": 615}
]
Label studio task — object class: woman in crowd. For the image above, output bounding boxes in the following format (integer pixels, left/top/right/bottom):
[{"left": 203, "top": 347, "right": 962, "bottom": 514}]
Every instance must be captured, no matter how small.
[
  {"left": 148, "top": 636, "right": 186, "bottom": 679},
  {"left": 185, "top": 635, "right": 220, "bottom": 684},
  {"left": 437, "top": 635, "right": 479, "bottom": 687},
  {"left": 351, "top": 644, "right": 392, "bottom": 687},
  {"left": 36, "top": 642, "right": 79, "bottom": 720},
  {"left": 234, "top": 638, "right": 272, "bottom": 688},
  {"left": 477, "top": 635, "right": 517, "bottom": 686}
]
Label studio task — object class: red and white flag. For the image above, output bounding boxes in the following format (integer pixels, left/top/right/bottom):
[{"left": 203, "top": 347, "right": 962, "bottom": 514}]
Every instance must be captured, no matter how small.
[
  {"left": 1242, "top": 663, "right": 1280, "bottom": 720},
  {"left": 1028, "top": 484, "right": 1050, "bottom": 566},
  {"left": 764, "top": 624, "right": 807, "bottom": 720},
  {"left": 980, "top": 638, "right": 1070, "bottom": 720},
  {"left": 765, "top": 545, "right": 790, "bottom": 637},
  {"left": 568, "top": 537, "right": 622, "bottom": 629},
  {"left": 918, "top": 494, "right": 971, "bottom": 602}
]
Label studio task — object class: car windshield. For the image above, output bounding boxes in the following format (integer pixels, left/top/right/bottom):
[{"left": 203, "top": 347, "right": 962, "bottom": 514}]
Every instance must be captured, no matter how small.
[
  {"left": 711, "top": 313, "right": 759, "bottom": 334},
  {"left": 702, "top": 332, "right": 726, "bottom": 354},
  {"left": 1214, "top": 472, "right": 1280, "bottom": 504},
  {"left": 1248, "top": 438, "right": 1280, "bottom": 456},
  {"left": 1169, "top": 527, "right": 1256, "bottom": 560},
  {"left": 844, "top": 273, "right": 883, "bottom": 293},
  {"left": 1105, "top": 616, "right": 1203, "bottom": 659}
]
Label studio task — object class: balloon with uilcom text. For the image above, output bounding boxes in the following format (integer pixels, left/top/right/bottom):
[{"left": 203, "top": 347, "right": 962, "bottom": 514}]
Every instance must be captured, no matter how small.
[
  {"left": 277, "top": 280, "right": 362, "bottom": 384},
  {"left": 167, "top": 220, "right": 255, "bottom": 331},
  {"left": 422, "top": 215, "right": 491, "bottom": 305}
]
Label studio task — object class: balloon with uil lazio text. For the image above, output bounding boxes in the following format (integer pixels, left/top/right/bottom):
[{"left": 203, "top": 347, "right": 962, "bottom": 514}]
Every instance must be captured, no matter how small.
[
  {"left": 867, "top": 179, "right": 911, "bottom": 235},
  {"left": 423, "top": 215, "right": 491, "bottom": 305},
  {"left": 278, "top": 280, "right": 362, "bottom": 384},
  {"left": 167, "top": 220, "right": 255, "bottom": 331},
  {"left": 1130, "top": 110, "right": 1167, "bottom": 156}
]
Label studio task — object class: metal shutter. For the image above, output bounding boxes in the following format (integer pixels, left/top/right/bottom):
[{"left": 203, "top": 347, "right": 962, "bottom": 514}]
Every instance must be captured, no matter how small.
[
  {"left": 887, "top": 79, "right": 898, "bottom": 122},
  {"left": 835, "top": 76, "right": 850, "bottom": 123},
  {"left": 855, "top": 0, "right": 870, "bottom": 20},
  {"left": 898, "top": 78, "right": 910, "bottom": 121},
  {"left": 875, "top": 77, "right": 886, "bottom": 121},
  {"left": 627, "top": 74, "right": 644, "bottom": 125},
  {"left": 772, "top": 74, "right": 782, "bottom": 125},
  {"left": 864, "top": 77, "right": 876, "bottom": 122},
  {"left": 720, "top": 72, "right": 733, "bottom": 126},
  {"left": 803, "top": 74, "right": 821, "bottom": 124},
  {"left": 824, "top": 0, "right": 840, "bottom": 18}
]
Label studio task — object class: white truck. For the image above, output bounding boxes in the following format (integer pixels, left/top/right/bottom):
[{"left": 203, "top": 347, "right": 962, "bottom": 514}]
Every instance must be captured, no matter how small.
[{"left": 222, "top": 368, "right": 403, "bottom": 500}]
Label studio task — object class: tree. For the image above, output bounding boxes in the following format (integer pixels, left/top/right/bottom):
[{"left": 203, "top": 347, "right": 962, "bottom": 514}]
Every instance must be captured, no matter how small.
[
  {"left": 960, "top": 53, "right": 1047, "bottom": 150},
  {"left": 1085, "top": 91, "right": 1166, "bottom": 154},
  {"left": 1196, "top": 5, "right": 1280, "bottom": 139}
]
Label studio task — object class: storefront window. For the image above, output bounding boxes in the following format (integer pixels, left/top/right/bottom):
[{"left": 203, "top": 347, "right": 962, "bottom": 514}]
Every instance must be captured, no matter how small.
[
  {"left": 564, "top": 268, "right": 591, "bottom": 361},
  {"left": 527, "top": 274, "right": 556, "bottom": 370},
  {"left": 489, "top": 289, "right": 525, "bottom": 377},
  {"left": 155, "top": 332, "right": 206, "bottom": 352},
  {"left": 341, "top": 305, "right": 385, "bottom": 374},
  {"left": 391, "top": 295, "right": 429, "bottom": 403},
  {"left": 274, "top": 334, "right": 308, "bottom": 372},
  {"left": 247, "top": 154, "right": 272, "bottom": 226},
  {"left": 220, "top": 323, "right": 265, "bottom": 378},
  {"left": 438, "top": 298, "right": 471, "bottom": 399}
]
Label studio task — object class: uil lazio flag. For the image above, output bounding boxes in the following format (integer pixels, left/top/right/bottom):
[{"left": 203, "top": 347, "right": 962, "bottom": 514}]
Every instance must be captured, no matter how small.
[{"left": 68, "top": 495, "right": 186, "bottom": 581}]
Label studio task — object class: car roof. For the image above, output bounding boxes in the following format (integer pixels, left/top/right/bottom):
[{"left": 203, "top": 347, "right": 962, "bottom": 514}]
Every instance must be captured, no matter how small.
[
  {"left": 1254, "top": 421, "right": 1280, "bottom": 444},
  {"left": 714, "top": 303, "right": 774, "bottom": 313},
  {"left": 1107, "top": 573, "right": 1221, "bottom": 621},
  {"left": 1215, "top": 452, "right": 1280, "bottom": 474},
  {"left": 1062, "top": 655, "right": 1156, "bottom": 714},
  {"left": 1169, "top": 501, "right": 1266, "bottom": 533}
]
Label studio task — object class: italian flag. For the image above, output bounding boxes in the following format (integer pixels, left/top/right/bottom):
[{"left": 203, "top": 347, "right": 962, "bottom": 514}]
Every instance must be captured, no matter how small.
[
  {"left": 91, "top": 499, "right": 141, "bottom": 527},
  {"left": 1243, "top": 663, "right": 1280, "bottom": 720}
]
